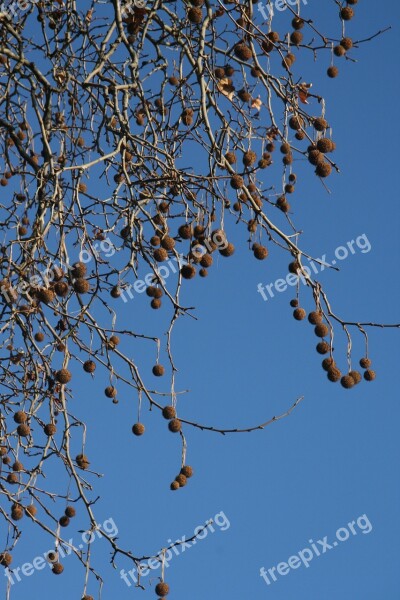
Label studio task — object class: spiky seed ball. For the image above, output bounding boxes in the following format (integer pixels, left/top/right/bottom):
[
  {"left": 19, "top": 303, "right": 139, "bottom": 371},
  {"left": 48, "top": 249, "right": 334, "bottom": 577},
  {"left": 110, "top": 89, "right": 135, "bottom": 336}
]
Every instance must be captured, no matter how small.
[
  {"left": 230, "top": 175, "right": 244, "bottom": 190},
  {"left": 200, "top": 254, "right": 213, "bottom": 268},
  {"left": 293, "top": 308, "right": 306, "bottom": 321},
  {"left": 154, "top": 248, "right": 168, "bottom": 262},
  {"left": 14, "top": 411, "right": 27, "bottom": 424},
  {"left": 65, "top": 506, "right": 76, "bottom": 518},
  {"left": 175, "top": 474, "right": 187, "bottom": 487},
  {"left": 151, "top": 298, "right": 162, "bottom": 309},
  {"left": 308, "top": 149, "right": 324, "bottom": 165},
  {"left": 152, "top": 364, "right": 165, "bottom": 377},
  {"left": 37, "top": 288, "right": 55, "bottom": 304},
  {"left": 214, "top": 67, "right": 225, "bottom": 79},
  {"left": 349, "top": 370, "right": 362, "bottom": 384},
  {"left": 150, "top": 235, "right": 161, "bottom": 247},
  {"left": 12, "top": 461, "right": 23, "bottom": 472},
  {"left": 7, "top": 473, "right": 19, "bottom": 484},
  {"left": 170, "top": 481, "right": 180, "bottom": 491},
  {"left": 364, "top": 369, "right": 376, "bottom": 382},
  {"left": 44, "top": 423, "right": 57, "bottom": 436},
  {"left": 120, "top": 226, "right": 130, "bottom": 239},
  {"left": 340, "top": 6, "right": 354, "bottom": 20},
  {"left": 161, "top": 236, "right": 175, "bottom": 251},
  {"left": 110, "top": 286, "right": 121, "bottom": 298},
  {"left": 104, "top": 386, "right": 117, "bottom": 398},
  {"left": 162, "top": 406, "right": 176, "bottom": 420},
  {"left": 199, "top": 268, "right": 208, "bottom": 277},
  {"left": 168, "top": 419, "right": 182, "bottom": 433},
  {"left": 55, "top": 281, "right": 69, "bottom": 297},
  {"left": 327, "top": 66, "right": 339, "bottom": 78},
  {"left": 83, "top": 360, "right": 96, "bottom": 373},
  {"left": 59, "top": 515, "right": 70, "bottom": 527},
  {"left": 76, "top": 454, "right": 90, "bottom": 469},
  {"left": 313, "top": 117, "right": 329, "bottom": 131},
  {"left": 243, "top": 151, "right": 257, "bottom": 167},
  {"left": 268, "top": 30, "right": 279, "bottom": 42},
  {"left": 282, "top": 53, "right": 295, "bottom": 68},
  {"left": 17, "top": 424, "right": 30, "bottom": 437},
  {"left": 188, "top": 6, "right": 202, "bottom": 22},
  {"left": 317, "top": 138, "right": 335, "bottom": 153},
  {"left": 73, "top": 278, "right": 90, "bottom": 293},
  {"left": 282, "top": 154, "right": 293, "bottom": 166},
  {"left": 359, "top": 357, "right": 371, "bottom": 369},
  {"left": 181, "top": 465, "right": 194, "bottom": 478},
  {"left": 34, "top": 332, "right": 44, "bottom": 342},
  {"left": 322, "top": 357, "right": 335, "bottom": 371},
  {"left": 56, "top": 369, "right": 72, "bottom": 384},
  {"left": 132, "top": 423, "right": 145, "bottom": 436},
  {"left": 292, "top": 16, "right": 304, "bottom": 29},
  {"left": 334, "top": 44, "right": 346, "bottom": 57},
  {"left": 290, "top": 299, "right": 299, "bottom": 308},
  {"left": 220, "top": 243, "right": 235, "bottom": 257},
  {"left": 280, "top": 142, "right": 290, "bottom": 155},
  {"left": 11, "top": 504, "right": 23, "bottom": 520},
  {"left": 327, "top": 366, "right": 342, "bottom": 382},
  {"left": 308, "top": 311, "right": 323, "bottom": 325},
  {"left": 71, "top": 262, "right": 87, "bottom": 278},
  {"left": 52, "top": 563, "right": 64, "bottom": 575},
  {"left": 341, "top": 375, "right": 355, "bottom": 389},
  {"left": 178, "top": 224, "right": 192, "bottom": 239},
  {"left": 253, "top": 245, "right": 268, "bottom": 260},
  {"left": 0, "top": 553, "right": 12, "bottom": 567},
  {"left": 154, "top": 288, "right": 163, "bottom": 299},
  {"left": 238, "top": 89, "right": 251, "bottom": 102},
  {"left": 288, "top": 261, "right": 300, "bottom": 274},
  {"left": 340, "top": 37, "right": 353, "bottom": 50},
  {"left": 155, "top": 582, "right": 170, "bottom": 596},
  {"left": 109, "top": 335, "right": 120, "bottom": 348},
  {"left": 224, "top": 64, "right": 234, "bottom": 76},
  {"left": 314, "top": 323, "right": 329, "bottom": 338},
  {"left": 316, "top": 162, "right": 332, "bottom": 178},
  {"left": 288, "top": 116, "right": 303, "bottom": 131},
  {"left": 225, "top": 151, "right": 237, "bottom": 165},
  {"left": 26, "top": 505, "right": 37, "bottom": 517},
  {"left": 181, "top": 264, "right": 196, "bottom": 279},
  {"left": 290, "top": 31, "right": 303, "bottom": 45},
  {"left": 295, "top": 131, "right": 305, "bottom": 141},
  {"left": 234, "top": 43, "right": 252, "bottom": 61}
]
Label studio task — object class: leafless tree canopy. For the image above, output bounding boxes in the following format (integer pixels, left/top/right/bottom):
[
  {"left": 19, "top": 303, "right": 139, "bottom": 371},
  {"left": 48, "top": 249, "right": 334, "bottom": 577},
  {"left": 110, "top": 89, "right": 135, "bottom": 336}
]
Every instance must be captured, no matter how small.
[{"left": 0, "top": 0, "right": 396, "bottom": 595}]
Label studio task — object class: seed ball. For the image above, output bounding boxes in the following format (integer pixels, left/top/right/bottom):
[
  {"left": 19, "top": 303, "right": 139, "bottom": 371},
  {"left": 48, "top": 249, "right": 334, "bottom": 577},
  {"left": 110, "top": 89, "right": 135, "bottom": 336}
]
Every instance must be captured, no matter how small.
[
  {"left": 188, "top": 6, "right": 202, "bottom": 23},
  {"left": 151, "top": 298, "right": 162, "bottom": 309},
  {"left": 168, "top": 419, "right": 182, "bottom": 433},
  {"left": 230, "top": 175, "right": 244, "bottom": 190},
  {"left": 219, "top": 242, "right": 235, "bottom": 257},
  {"left": 11, "top": 504, "right": 23, "bottom": 520},
  {"left": 178, "top": 224, "right": 192, "bottom": 239},
  {"left": 258, "top": 159, "right": 270, "bottom": 169},
  {"left": 162, "top": 406, "right": 176, "bottom": 420},
  {"left": 44, "top": 423, "right": 57, "bottom": 436},
  {"left": 327, "top": 366, "right": 342, "bottom": 382},
  {"left": 295, "top": 131, "right": 306, "bottom": 140},
  {"left": 327, "top": 66, "right": 339, "bottom": 78},
  {"left": 155, "top": 582, "right": 170, "bottom": 596},
  {"left": 268, "top": 30, "right": 279, "bottom": 42},
  {"left": 253, "top": 245, "right": 268, "bottom": 260},
  {"left": 315, "top": 162, "right": 332, "bottom": 178},
  {"left": 317, "top": 138, "right": 335, "bottom": 153},
  {"left": 334, "top": 44, "right": 346, "bottom": 57},
  {"left": 120, "top": 226, "right": 131, "bottom": 239},
  {"left": 308, "top": 311, "right": 323, "bottom": 324},
  {"left": 73, "top": 278, "right": 90, "bottom": 293},
  {"left": 7, "top": 473, "right": 19, "bottom": 484},
  {"left": 2, "top": 457, "right": 10, "bottom": 465},
  {"left": 55, "top": 281, "right": 69, "bottom": 297},
  {"left": 282, "top": 53, "right": 295, "bottom": 68},
  {"left": 37, "top": 288, "right": 55, "bottom": 304},
  {"left": 181, "top": 465, "right": 194, "bottom": 478},
  {"left": 46, "top": 551, "right": 58, "bottom": 563},
  {"left": 214, "top": 67, "right": 225, "bottom": 79},
  {"left": 56, "top": 369, "right": 72, "bottom": 384},
  {"left": 308, "top": 149, "right": 324, "bottom": 165},
  {"left": 83, "top": 360, "right": 96, "bottom": 373},
  {"left": 65, "top": 506, "right": 76, "bottom": 518},
  {"left": 14, "top": 411, "right": 27, "bottom": 424},
  {"left": 243, "top": 151, "right": 257, "bottom": 167},
  {"left": 292, "top": 16, "right": 304, "bottom": 29},
  {"left": 71, "top": 262, "right": 87, "bottom": 278},
  {"left": 104, "top": 385, "right": 117, "bottom": 398},
  {"left": 17, "top": 424, "right": 30, "bottom": 437},
  {"left": 76, "top": 454, "right": 90, "bottom": 469},
  {"left": 12, "top": 461, "right": 23, "bottom": 472},
  {"left": 340, "top": 6, "right": 354, "bottom": 20},
  {"left": 161, "top": 236, "right": 175, "bottom": 251},
  {"left": 168, "top": 75, "right": 179, "bottom": 86},
  {"left": 59, "top": 515, "right": 70, "bottom": 527},
  {"left": 322, "top": 357, "right": 335, "bottom": 371},
  {"left": 200, "top": 254, "right": 213, "bottom": 268},
  {"left": 0, "top": 553, "right": 12, "bottom": 567},
  {"left": 340, "top": 37, "right": 353, "bottom": 50},
  {"left": 359, "top": 357, "right": 371, "bottom": 369},
  {"left": 152, "top": 364, "right": 165, "bottom": 377},
  {"left": 234, "top": 43, "right": 252, "bottom": 61},
  {"left": 238, "top": 89, "right": 251, "bottom": 102},
  {"left": 225, "top": 151, "right": 237, "bottom": 165},
  {"left": 154, "top": 248, "right": 168, "bottom": 263},
  {"left": 314, "top": 323, "right": 329, "bottom": 338},
  {"left": 282, "top": 154, "right": 293, "bottom": 166},
  {"left": 288, "top": 116, "right": 303, "bottom": 131},
  {"left": 181, "top": 264, "right": 196, "bottom": 279},
  {"left": 175, "top": 474, "right": 187, "bottom": 487},
  {"left": 132, "top": 423, "right": 145, "bottom": 436},
  {"left": 26, "top": 505, "right": 37, "bottom": 517},
  {"left": 224, "top": 64, "right": 234, "bottom": 76},
  {"left": 170, "top": 481, "right": 180, "bottom": 491},
  {"left": 290, "top": 31, "right": 303, "bottom": 45},
  {"left": 82, "top": 596, "right": 94, "bottom": 600},
  {"left": 290, "top": 299, "right": 299, "bottom": 308},
  {"left": 349, "top": 370, "right": 362, "bottom": 384},
  {"left": 109, "top": 335, "right": 120, "bottom": 348},
  {"left": 52, "top": 563, "right": 64, "bottom": 575},
  {"left": 110, "top": 286, "right": 121, "bottom": 298},
  {"left": 288, "top": 261, "right": 300, "bottom": 274},
  {"left": 313, "top": 117, "right": 329, "bottom": 131},
  {"left": 150, "top": 235, "right": 161, "bottom": 247},
  {"left": 341, "top": 375, "right": 355, "bottom": 389},
  {"left": 292, "top": 308, "right": 306, "bottom": 321},
  {"left": 364, "top": 369, "right": 376, "bottom": 382},
  {"left": 280, "top": 142, "right": 290, "bottom": 155}
]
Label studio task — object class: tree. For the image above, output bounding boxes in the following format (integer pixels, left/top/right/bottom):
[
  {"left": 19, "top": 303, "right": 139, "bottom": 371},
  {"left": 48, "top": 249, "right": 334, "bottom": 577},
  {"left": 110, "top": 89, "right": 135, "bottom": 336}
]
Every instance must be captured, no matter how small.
[{"left": 0, "top": 0, "right": 397, "bottom": 597}]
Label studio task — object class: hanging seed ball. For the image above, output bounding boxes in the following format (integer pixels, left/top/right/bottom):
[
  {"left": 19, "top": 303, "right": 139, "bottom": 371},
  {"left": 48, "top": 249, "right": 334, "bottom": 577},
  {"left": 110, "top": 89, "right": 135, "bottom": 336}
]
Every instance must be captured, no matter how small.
[
  {"left": 327, "top": 366, "right": 342, "bottom": 382},
  {"left": 170, "top": 481, "right": 180, "bottom": 491},
  {"left": 120, "top": 226, "right": 131, "bottom": 239},
  {"left": 168, "top": 419, "right": 182, "bottom": 433},
  {"left": 292, "top": 16, "right": 305, "bottom": 29},
  {"left": 230, "top": 175, "right": 244, "bottom": 190},
  {"left": 132, "top": 423, "right": 145, "bottom": 436},
  {"left": 199, "top": 268, "right": 208, "bottom": 277},
  {"left": 234, "top": 43, "right": 252, "bottom": 61},
  {"left": 150, "top": 235, "right": 161, "bottom": 247},
  {"left": 33, "top": 331, "right": 45, "bottom": 343},
  {"left": 151, "top": 298, "right": 162, "bottom": 309},
  {"left": 314, "top": 323, "right": 329, "bottom": 338},
  {"left": 188, "top": 6, "right": 202, "bottom": 23},
  {"left": 146, "top": 286, "right": 157, "bottom": 298},
  {"left": 280, "top": 142, "right": 291, "bottom": 155},
  {"left": 313, "top": 117, "right": 329, "bottom": 131},
  {"left": 161, "top": 236, "right": 175, "bottom": 251},
  {"left": 282, "top": 153, "right": 293, "bottom": 166},
  {"left": 46, "top": 551, "right": 58, "bottom": 563},
  {"left": 322, "top": 357, "right": 335, "bottom": 371},
  {"left": 288, "top": 261, "right": 300, "bottom": 274},
  {"left": 243, "top": 151, "right": 257, "bottom": 167},
  {"left": 316, "top": 342, "right": 330, "bottom": 355},
  {"left": 56, "top": 369, "right": 72, "bottom": 384},
  {"left": 110, "top": 286, "right": 121, "bottom": 298},
  {"left": 155, "top": 582, "right": 170, "bottom": 597},
  {"left": 7, "top": 473, "right": 19, "bottom": 484},
  {"left": 44, "top": 423, "right": 57, "bottom": 436},
  {"left": 315, "top": 162, "right": 332, "bottom": 178},
  {"left": 152, "top": 364, "right": 165, "bottom": 377},
  {"left": 12, "top": 461, "right": 23, "bottom": 472},
  {"left": 162, "top": 406, "right": 176, "bottom": 420},
  {"left": 253, "top": 244, "right": 268, "bottom": 260},
  {"left": 52, "top": 563, "right": 64, "bottom": 575},
  {"left": 288, "top": 115, "right": 303, "bottom": 131},
  {"left": 295, "top": 131, "right": 306, "bottom": 140},
  {"left": 364, "top": 369, "right": 376, "bottom": 382},
  {"left": 224, "top": 64, "right": 234, "bottom": 76},
  {"left": 26, "top": 504, "right": 37, "bottom": 517},
  {"left": 200, "top": 254, "right": 213, "bottom": 268},
  {"left": 340, "top": 6, "right": 354, "bottom": 20},
  {"left": 168, "top": 75, "right": 179, "bottom": 86},
  {"left": 76, "top": 454, "right": 90, "bottom": 469},
  {"left": 340, "top": 37, "right": 353, "bottom": 50},
  {"left": 308, "top": 311, "right": 323, "bottom": 325},
  {"left": 109, "top": 335, "right": 120, "bottom": 348},
  {"left": 317, "top": 138, "right": 335, "bottom": 153},
  {"left": 105, "top": 386, "right": 117, "bottom": 398},
  {"left": 238, "top": 89, "right": 251, "bottom": 102},
  {"left": 214, "top": 67, "right": 225, "bottom": 79},
  {"left": 349, "top": 370, "right": 362, "bottom": 385},
  {"left": 73, "top": 278, "right": 90, "bottom": 294},
  {"left": 181, "top": 264, "right": 196, "bottom": 279},
  {"left": 65, "top": 506, "right": 76, "bottom": 518},
  {"left": 285, "top": 184, "right": 295, "bottom": 194},
  {"left": 175, "top": 473, "right": 187, "bottom": 487},
  {"left": 327, "top": 66, "right": 339, "bottom": 78},
  {"left": 37, "top": 288, "right": 56, "bottom": 304},
  {"left": 334, "top": 44, "right": 346, "bottom": 57},
  {"left": 181, "top": 465, "right": 194, "bottom": 478},
  {"left": 293, "top": 308, "right": 306, "bottom": 321},
  {"left": 359, "top": 357, "right": 371, "bottom": 369},
  {"left": 55, "top": 281, "right": 69, "bottom": 297},
  {"left": 341, "top": 374, "right": 355, "bottom": 389},
  {"left": 2, "top": 457, "right": 10, "bottom": 465},
  {"left": 71, "top": 262, "right": 87, "bottom": 278},
  {"left": 154, "top": 248, "right": 168, "bottom": 262},
  {"left": 59, "top": 515, "right": 70, "bottom": 527},
  {"left": 268, "top": 30, "right": 279, "bottom": 42},
  {"left": 17, "top": 424, "right": 30, "bottom": 437},
  {"left": 225, "top": 151, "right": 237, "bottom": 165},
  {"left": 220, "top": 242, "right": 235, "bottom": 257},
  {"left": 82, "top": 596, "right": 94, "bottom": 600},
  {"left": 308, "top": 149, "right": 324, "bottom": 165},
  {"left": 290, "top": 31, "right": 303, "bottom": 45},
  {"left": 11, "top": 504, "right": 23, "bottom": 520},
  {"left": 14, "top": 411, "right": 27, "bottom": 424},
  {"left": 178, "top": 224, "right": 192, "bottom": 239},
  {"left": 282, "top": 53, "right": 296, "bottom": 68},
  {"left": 290, "top": 299, "right": 299, "bottom": 308},
  {"left": 83, "top": 360, "right": 96, "bottom": 373},
  {"left": 0, "top": 553, "right": 12, "bottom": 567}
]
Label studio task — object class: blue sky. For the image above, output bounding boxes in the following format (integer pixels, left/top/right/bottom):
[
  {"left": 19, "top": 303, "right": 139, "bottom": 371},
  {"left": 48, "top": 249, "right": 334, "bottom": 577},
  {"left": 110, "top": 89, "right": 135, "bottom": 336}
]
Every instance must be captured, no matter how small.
[{"left": 3, "top": 1, "right": 400, "bottom": 599}]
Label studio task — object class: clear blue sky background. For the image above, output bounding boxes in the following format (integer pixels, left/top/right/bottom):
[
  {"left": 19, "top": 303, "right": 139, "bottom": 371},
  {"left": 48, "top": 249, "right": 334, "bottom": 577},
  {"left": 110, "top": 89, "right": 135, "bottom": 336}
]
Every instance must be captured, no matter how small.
[{"left": 4, "top": 1, "right": 400, "bottom": 599}]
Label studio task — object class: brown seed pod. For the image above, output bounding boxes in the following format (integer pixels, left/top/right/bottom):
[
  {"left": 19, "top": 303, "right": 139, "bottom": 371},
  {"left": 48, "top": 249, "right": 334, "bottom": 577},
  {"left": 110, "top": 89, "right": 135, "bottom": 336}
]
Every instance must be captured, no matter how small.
[
  {"left": 56, "top": 369, "right": 72, "bottom": 384},
  {"left": 17, "top": 424, "right": 30, "bottom": 437},
  {"left": 322, "top": 357, "right": 335, "bottom": 371},
  {"left": 364, "top": 369, "right": 376, "bottom": 382},
  {"left": 120, "top": 226, "right": 131, "bottom": 239},
  {"left": 288, "top": 261, "right": 300, "bottom": 274},
  {"left": 178, "top": 224, "right": 192, "bottom": 239},
  {"left": 175, "top": 473, "right": 187, "bottom": 487},
  {"left": 162, "top": 406, "right": 176, "bottom": 420},
  {"left": 252, "top": 244, "right": 268, "bottom": 260},
  {"left": 168, "top": 419, "right": 182, "bottom": 433},
  {"left": 110, "top": 286, "right": 121, "bottom": 298},
  {"left": 180, "top": 465, "right": 194, "bottom": 478},
  {"left": 44, "top": 423, "right": 57, "bottom": 436},
  {"left": 315, "top": 162, "right": 332, "bottom": 178},
  {"left": 26, "top": 504, "right": 37, "bottom": 517},
  {"left": 12, "top": 461, "right": 23, "bottom": 472},
  {"left": 327, "top": 66, "right": 339, "bottom": 78},
  {"left": 214, "top": 67, "right": 225, "bottom": 79},
  {"left": 282, "top": 53, "right": 296, "bottom": 68},
  {"left": 73, "top": 278, "right": 90, "bottom": 294},
  {"left": 243, "top": 151, "right": 257, "bottom": 167},
  {"left": 288, "top": 115, "right": 304, "bottom": 131},
  {"left": 181, "top": 264, "right": 196, "bottom": 279},
  {"left": 219, "top": 243, "right": 235, "bottom": 257},
  {"left": 14, "top": 411, "right": 27, "bottom": 424},
  {"left": 71, "top": 262, "right": 87, "bottom": 278},
  {"left": 154, "top": 248, "right": 168, "bottom": 262},
  {"left": 105, "top": 386, "right": 117, "bottom": 398},
  {"left": 37, "top": 288, "right": 56, "bottom": 304},
  {"left": 199, "top": 268, "right": 208, "bottom": 277},
  {"left": 327, "top": 366, "right": 342, "bottom": 382},
  {"left": 83, "top": 360, "right": 96, "bottom": 373},
  {"left": 280, "top": 142, "right": 291, "bottom": 155},
  {"left": 313, "top": 117, "right": 329, "bottom": 131},
  {"left": 82, "top": 596, "right": 94, "bottom": 600},
  {"left": 168, "top": 75, "right": 179, "bottom": 86},
  {"left": 359, "top": 357, "right": 371, "bottom": 369},
  {"left": 341, "top": 375, "right": 355, "bottom": 389},
  {"left": 290, "top": 31, "right": 303, "bottom": 45},
  {"left": 238, "top": 89, "right": 251, "bottom": 102},
  {"left": 334, "top": 45, "right": 346, "bottom": 57},
  {"left": 340, "top": 37, "right": 353, "bottom": 50},
  {"left": 349, "top": 370, "right": 362, "bottom": 385},
  {"left": 152, "top": 364, "right": 165, "bottom": 377},
  {"left": 170, "top": 481, "right": 180, "bottom": 491},
  {"left": 7, "top": 473, "right": 19, "bottom": 484},
  {"left": 0, "top": 553, "right": 12, "bottom": 567},
  {"left": 59, "top": 515, "right": 70, "bottom": 527},
  {"left": 132, "top": 423, "right": 145, "bottom": 436},
  {"left": 200, "top": 254, "right": 213, "bottom": 268},
  {"left": 292, "top": 16, "right": 305, "bottom": 30},
  {"left": 230, "top": 175, "right": 244, "bottom": 190},
  {"left": 188, "top": 7, "right": 203, "bottom": 23},
  {"left": 234, "top": 43, "right": 252, "bottom": 61},
  {"left": 151, "top": 298, "right": 162, "bottom": 310},
  {"left": 55, "top": 281, "right": 69, "bottom": 297},
  {"left": 293, "top": 308, "right": 306, "bottom": 321},
  {"left": 150, "top": 235, "right": 161, "bottom": 247},
  {"left": 308, "top": 149, "right": 324, "bottom": 165},
  {"left": 52, "top": 563, "right": 64, "bottom": 575},
  {"left": 161, "top": 236, "right": 176, "bottom": 251},
  {"left": 155, "top": 582, "right": 170, "bottom": 596},
  {"left": 76, "top": 454, "right": 90, "bottom": 469},
  {"left": 11, "top": 504, "right": 24, "bottom": 520},
  {"left": 225, "top": 151, "right": 237, "bottom": 165},
  {"left": 317, "top": 138, "right": 335, "bottom": 153},
  {"left": 108, "top": 335, "right": 120, "bottom": 348},
  {"left": 65, "top": 506, "right": 76, "bottom": 518},
  {"left": 314, "top": 323, "right": 329, "bottom": 338},
  {"left": 340, "top": 6, "right": 354, "bottom": 20},
  {"left": 308, "top": 311, "right": 323, "bottom": 325}
]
